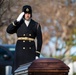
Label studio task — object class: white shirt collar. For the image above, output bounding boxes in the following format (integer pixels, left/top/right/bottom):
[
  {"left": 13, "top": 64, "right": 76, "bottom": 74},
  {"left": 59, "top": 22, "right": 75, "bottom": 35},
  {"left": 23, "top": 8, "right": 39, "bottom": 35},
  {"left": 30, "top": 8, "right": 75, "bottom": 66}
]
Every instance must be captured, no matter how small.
[{"left": 24, "top": 19, "right": 31, "bottom": 27}]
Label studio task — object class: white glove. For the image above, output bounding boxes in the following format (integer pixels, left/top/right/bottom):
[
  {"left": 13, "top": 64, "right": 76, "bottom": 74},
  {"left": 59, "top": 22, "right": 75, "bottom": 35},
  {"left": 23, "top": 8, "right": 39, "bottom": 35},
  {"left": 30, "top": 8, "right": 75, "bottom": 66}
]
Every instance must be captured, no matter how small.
[
  {"left": 17, "top": 12, "right": 24, "bottom": 22},
  {"left": 35, "top": 56, "right": 39, "bottom": 59}
]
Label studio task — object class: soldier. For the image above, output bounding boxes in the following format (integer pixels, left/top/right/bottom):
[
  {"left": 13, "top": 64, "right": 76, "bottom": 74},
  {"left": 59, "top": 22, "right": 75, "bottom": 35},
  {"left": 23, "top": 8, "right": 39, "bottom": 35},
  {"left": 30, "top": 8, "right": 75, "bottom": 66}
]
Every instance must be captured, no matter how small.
[{"left": 6, "top": 5, "right": 42, "bottom": 73}]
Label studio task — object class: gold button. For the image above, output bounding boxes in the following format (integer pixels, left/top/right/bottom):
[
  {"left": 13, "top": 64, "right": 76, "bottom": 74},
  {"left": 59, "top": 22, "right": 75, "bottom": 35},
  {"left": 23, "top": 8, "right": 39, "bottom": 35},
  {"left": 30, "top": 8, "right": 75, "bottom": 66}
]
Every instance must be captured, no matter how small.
[
  {"left": 29, "top": 47, "right": 31, "bottom": 49},
  {"left": 29, "top": 40, "right": 31, "bottom": 42},
  {"left": 23, "top": 34, "right": 25, "bottom": 36},
  {"left": 29, "top": 34, "right": 31, "bottom": 36},
  {"left": 23, "top": 41, "right": 25, "bottom": 42},
  {"left": 23, "top": 47, "right": 25, "bottom": 49}
]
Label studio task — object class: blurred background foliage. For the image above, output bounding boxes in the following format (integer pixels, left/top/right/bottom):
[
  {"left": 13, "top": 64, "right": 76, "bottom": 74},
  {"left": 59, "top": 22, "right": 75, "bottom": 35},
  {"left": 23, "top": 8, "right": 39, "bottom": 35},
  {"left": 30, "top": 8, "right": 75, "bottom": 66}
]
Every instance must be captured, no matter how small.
[{"left": 0, "top": 0, "right": 76, "bottom": 61}]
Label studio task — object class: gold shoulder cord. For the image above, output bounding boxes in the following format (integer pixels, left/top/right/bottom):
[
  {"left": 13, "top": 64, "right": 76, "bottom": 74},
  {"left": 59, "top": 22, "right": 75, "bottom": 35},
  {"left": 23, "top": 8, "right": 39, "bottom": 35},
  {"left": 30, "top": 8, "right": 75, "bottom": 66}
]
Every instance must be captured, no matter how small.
[
  {"left": 12, "top": 22, "right": 16, "bottom": 26},
  {"left": 36, "top": 51, "right": 40, "bottom": 54}
]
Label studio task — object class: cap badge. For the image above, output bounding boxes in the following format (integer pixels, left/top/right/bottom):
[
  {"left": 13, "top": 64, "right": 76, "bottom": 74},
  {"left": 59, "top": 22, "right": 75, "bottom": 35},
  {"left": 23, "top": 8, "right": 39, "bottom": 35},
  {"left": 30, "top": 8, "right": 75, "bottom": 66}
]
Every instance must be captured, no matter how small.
[{"left": 26, "top": 8, "right": 29, "bottom": 12}]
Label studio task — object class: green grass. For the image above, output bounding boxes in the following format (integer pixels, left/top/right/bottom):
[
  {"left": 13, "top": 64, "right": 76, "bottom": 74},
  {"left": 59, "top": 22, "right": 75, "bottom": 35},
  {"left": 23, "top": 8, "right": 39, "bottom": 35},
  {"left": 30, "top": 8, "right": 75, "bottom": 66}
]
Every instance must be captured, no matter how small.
[
  {"left": 53, "top": 55, "right": 76, "bottom": 61},
  {"left": 73, "top": 73, "right": 76, "bottom": 75},
  {"left": 71, "top": 56, "right": 76, "bottom": 61}
]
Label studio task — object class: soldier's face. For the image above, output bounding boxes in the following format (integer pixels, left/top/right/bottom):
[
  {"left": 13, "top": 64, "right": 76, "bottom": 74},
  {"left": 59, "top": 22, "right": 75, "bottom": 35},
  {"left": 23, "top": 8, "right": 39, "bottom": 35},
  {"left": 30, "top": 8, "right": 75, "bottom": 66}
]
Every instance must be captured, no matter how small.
[{"left": 24, "top": 13, "right": 31, "bottom": 20}]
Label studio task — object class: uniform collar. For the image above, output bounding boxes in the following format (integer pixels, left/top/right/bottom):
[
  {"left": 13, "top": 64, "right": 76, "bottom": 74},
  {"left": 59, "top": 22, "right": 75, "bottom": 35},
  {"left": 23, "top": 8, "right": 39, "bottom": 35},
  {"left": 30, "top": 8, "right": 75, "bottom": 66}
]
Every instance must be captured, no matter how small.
[{"left": 23, "top": 18, "right": 31, "bottom": 27}]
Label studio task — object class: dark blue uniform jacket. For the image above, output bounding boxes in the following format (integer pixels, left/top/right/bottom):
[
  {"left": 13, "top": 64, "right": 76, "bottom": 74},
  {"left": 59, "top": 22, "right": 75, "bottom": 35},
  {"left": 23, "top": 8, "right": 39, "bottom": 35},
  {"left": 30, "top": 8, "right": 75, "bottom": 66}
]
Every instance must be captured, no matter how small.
[{"left": 6, "top": 19, "right": 42, "bottom": 71}]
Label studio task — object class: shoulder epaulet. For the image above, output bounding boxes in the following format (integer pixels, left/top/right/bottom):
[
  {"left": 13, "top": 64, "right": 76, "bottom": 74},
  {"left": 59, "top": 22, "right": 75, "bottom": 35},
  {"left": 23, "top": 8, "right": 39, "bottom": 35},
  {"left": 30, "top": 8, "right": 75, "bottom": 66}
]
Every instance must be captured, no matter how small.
[{"left": 37, "top": 23, "right": 40, "bottom": 29}]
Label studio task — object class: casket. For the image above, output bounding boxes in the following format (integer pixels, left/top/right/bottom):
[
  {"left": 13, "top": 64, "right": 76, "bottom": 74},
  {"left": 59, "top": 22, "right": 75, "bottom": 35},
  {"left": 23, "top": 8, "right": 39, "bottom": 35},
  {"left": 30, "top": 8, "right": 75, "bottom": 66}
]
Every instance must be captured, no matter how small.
[
  {"left": 14, "top": 58, "right": 70, "bottom": 75},
  {"left": 28, "top": 58, "right": 69, "bottom": 75}
]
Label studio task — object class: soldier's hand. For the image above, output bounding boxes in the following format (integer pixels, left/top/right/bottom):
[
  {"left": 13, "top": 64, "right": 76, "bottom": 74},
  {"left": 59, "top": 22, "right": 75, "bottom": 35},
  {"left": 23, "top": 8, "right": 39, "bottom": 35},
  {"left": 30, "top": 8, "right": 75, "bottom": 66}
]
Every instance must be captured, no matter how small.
[
  {"left": 17, "top": 12, "right": 24, "bottom": 22},
  {"left": 35, "top": 56, "right": 39, "bottom": 59}
]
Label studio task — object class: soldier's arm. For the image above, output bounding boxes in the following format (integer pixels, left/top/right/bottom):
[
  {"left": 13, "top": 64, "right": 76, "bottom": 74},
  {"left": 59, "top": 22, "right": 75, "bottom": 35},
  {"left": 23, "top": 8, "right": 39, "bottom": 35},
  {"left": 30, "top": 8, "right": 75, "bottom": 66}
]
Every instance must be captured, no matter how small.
[
  {"left": 6, "top": 20, "right": 20, "bottom": 34},
  {"left": 6, "top": 12, "right": 24, "bottom": 34},
  {"left": 36, "top": 24, "right": 43, "bottom": 57}
]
